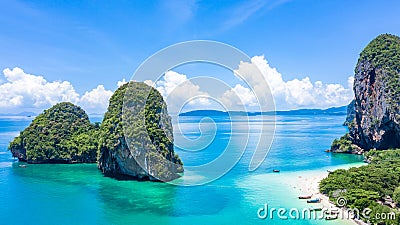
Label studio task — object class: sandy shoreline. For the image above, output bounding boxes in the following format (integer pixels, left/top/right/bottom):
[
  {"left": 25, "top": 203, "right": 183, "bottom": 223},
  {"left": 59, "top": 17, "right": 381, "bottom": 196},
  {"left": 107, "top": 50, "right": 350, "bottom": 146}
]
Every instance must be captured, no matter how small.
[{"left": 286, "top": 162, "right": 367, "bottom": 225}]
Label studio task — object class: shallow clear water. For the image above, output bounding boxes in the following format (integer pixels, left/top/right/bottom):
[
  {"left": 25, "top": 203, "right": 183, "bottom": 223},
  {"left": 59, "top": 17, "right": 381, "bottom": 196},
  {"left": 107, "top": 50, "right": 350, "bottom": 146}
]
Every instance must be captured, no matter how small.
[{"left": 0, "top": 114, "right": 362, "bottom": 225}]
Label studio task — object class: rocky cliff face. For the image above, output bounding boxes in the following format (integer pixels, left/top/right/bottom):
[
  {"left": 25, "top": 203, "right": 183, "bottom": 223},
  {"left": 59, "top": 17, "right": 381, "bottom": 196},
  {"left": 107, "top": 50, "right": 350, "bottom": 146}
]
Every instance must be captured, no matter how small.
[
  {"left": 9, "top": 102, "right": 99, "bottom": 163},
  {"left": 345, "top": 34, "right": 400, "bottom": 151},
  {"left": 343, "top": 99, "right": 355, "bottom": 126},
  {"left": 98, "top": 82, "right": 183, "bottom": 181}
]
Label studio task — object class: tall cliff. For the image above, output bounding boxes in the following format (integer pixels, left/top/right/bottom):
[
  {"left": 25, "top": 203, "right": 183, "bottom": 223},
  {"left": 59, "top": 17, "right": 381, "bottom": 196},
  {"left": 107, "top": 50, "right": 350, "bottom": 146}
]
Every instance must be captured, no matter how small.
[
  {"left": 333, "top": 34, "right": 400, "bottom": 152},
  {"left": 9, "top": 102, "right": 99, "bottom": 163},
  {"left": 98, "top": 82, "right": 183, "bottom": 181}
]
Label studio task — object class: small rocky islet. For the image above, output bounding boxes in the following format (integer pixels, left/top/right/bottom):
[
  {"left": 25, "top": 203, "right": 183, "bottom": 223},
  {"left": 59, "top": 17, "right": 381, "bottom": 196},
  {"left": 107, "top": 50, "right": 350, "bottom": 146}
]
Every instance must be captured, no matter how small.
[
  {"left": 9, "top": 81, "right": 183, "bottom": 182},
  {"left": 9, "top": 102, "right": 99, "bottom": 163},
  {"left": 97, "top": 82, "right": 183, "bottom": 181}
]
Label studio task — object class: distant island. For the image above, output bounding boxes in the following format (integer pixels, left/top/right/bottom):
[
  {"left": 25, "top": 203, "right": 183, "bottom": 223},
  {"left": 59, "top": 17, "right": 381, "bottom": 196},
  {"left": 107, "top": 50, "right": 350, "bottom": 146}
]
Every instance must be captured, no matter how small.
[
  {"left": 0, "top": 112, "right": 37, "bottom": 117},
  {"left": 179, "top": 105, "right": 348, "bottom": 117},
  {"left": 320, "top": 34, "right": 400, "bottom": 224}
]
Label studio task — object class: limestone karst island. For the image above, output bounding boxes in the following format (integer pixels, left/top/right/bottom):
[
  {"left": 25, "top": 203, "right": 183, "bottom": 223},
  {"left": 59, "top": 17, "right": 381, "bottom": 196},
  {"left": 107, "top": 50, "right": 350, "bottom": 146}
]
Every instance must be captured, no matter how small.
[
  {"left": 9, "top": 82, "right": 183, "bottom": 181},
  {"left": 320, "top": 34, "right": 400, "bottom": 224}
]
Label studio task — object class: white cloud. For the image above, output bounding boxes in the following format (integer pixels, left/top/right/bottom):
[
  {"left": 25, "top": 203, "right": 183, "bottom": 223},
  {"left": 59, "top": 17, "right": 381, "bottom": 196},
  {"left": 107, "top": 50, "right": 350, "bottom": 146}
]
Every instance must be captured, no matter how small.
[
  {"left": 117, "top": 78, "right": 127, "bottom": 87},
  {"left": 154, "top": 71, "right": 211, "bottom": 113},
  {"left": 1, "top": 59, "right": 355, "bottom": 115},
  {"left": 347, "top": 76, "right": 354, "bottom": 88},
  {"left": 0, "top": 67, "right": 113, "bottom": 114},
  {"left": 0, "top": 67, "right": 79, "bottom": 110},
  {"left": 143, "top": 80, "right": 154, "bottom": 87},
  {"left": 151, "top": 56, "right": 354, "bottom": 113},
  {"left": 156, "top": 71, "right": 187, "bottom": 97},
  {"left": 220, "top": 84, "right": 258, "bottom": 111},
  {"left": 79, "top": 85, "right": 113, "bottom": 114},
  {"left": 236, "top": 55, "right": 354, "bottom": 110}
]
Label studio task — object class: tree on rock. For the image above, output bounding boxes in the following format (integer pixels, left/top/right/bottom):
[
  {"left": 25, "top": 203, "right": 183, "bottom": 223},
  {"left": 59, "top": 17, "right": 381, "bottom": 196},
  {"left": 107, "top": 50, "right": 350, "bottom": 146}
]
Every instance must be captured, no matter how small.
[
  {"left": 9, "top": 102, "right": 99, "bottom": 163},
  {"left": 98, "top": 81, "right": 183, "bottom": 182}
]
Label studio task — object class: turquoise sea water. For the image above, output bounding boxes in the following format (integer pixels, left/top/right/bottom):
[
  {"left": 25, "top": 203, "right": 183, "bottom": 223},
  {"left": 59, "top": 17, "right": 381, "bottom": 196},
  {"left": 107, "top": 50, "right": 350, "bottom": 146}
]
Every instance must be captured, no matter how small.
[{"left": 0, "top": 114, "right": 363, "bottom": 225}]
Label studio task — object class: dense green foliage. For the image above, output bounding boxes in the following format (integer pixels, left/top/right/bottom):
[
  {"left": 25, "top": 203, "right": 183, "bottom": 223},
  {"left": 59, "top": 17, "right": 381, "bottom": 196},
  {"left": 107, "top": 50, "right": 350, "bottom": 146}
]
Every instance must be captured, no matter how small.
[
  {"left": 123, "top": 82, "right": 180, "bottom": 162},
  {"left": 358, "top": 34, "right": 400, "bottom": 74},
  {"left": 330, "top": 133, "right": 354, "bottom": 153},
  {"left": 357, "top": 34, "right": 400, "bottom": 111},
  {"left": 365, "top": 149, "right": 400, "bottom": 163},
  {"left": 9, "top": 102, "right": 99, "bottom": 163},
  {"left": 98, "top": 82, "right": 183, "bottom": 180},
  {"left": 323, "top": 34, "right": 400, "bottom": 224},
  {"left": 394, "top": 187, "right": 400, "bottom": 205},
  {"left": 97, "top": 83, "right": 126, "bottom": 155},
  {"left": 320, "top": 150, "right": 400, "bottom": 224},
  {"left": 99, "top": 82, "right": 178, "bottom": 158}
]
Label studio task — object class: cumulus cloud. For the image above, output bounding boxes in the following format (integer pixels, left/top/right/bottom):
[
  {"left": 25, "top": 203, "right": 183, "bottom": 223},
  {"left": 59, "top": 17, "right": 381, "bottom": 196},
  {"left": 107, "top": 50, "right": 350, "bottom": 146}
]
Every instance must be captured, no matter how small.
[
  {"left": 0, "top": 67, "right": 113, "bottom": 114},
  {"left": 1, "top": 58, "right": 355, "bottom": 115},
  {"left": 79, "top": 85, "right": 113, "bottom": 114},
  {"left": 151, "top": 56, "right": 354, "bottom": 113},
  {"left": 219, "top": 84, "right": 258, "bottom": 111},
  {"left": 234, "top": 56, "right": 355, "bottom": 110},
  {"left": 153, "top": 71, "right": 211, "bottom": 113},
  {"left": 117, "top": 78, "right": 128, "bottom": 87},
  {"left": 0, "top": 68, "right": 79, "bottom": 110}
]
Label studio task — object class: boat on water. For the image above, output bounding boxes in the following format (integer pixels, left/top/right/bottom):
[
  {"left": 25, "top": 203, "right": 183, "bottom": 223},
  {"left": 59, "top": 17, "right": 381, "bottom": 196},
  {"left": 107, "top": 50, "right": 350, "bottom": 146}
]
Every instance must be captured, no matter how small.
[
  {"left": 298, "top": 195, "right": 312, "bottom": 199},
  {"left": 19, "top": 164, "right": 27, "bottom": 168},
  {"left": 309, "top": 206, "right": 323, "bottom": 211},
  {"left": 273, "top": 169, "right": 280, "bottom": 173},
  {"left": 325, "top": 214, "right": 338, "bottom": 220},
  {"left": 307, "top": 198, "right": 321, "bottom": 203},
  {"left": 325, "top": 209, "right": 339, "bottom": 215}
]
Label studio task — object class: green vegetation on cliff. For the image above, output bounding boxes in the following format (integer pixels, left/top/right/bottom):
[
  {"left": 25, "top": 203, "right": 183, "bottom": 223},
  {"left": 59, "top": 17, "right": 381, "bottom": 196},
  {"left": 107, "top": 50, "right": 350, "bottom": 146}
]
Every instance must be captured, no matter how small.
[
  {"left": 98, "top": 82, "right": 183, "bottom": 181},
  {"left": 358, "top": 34, "right": 400, "bottom": 71},
  {"left": 331, "top": 34, "right": 400, "bottom": 151},
  {"left": 9, "top": 102, "right": 99, "bottom": 163},
  {"left": 8, "top": 82, "right": 183, "bottom": 182},
  {"left": 357, "top": 33, "right": 400, "bottom": 114},
  {"left": 320, "top": 150, "right": 400, "bottom": 224},
  {"left": 323, "top": 34, "right": 400, "bottom": 224},
  {"left": 330, "top": 133, "right": 355, "bottom": 153}
]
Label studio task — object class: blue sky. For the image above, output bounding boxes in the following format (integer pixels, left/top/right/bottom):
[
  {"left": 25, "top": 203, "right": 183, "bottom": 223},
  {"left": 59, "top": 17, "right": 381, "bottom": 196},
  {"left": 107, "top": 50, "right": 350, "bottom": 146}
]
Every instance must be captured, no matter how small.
[{"left": 0, "top": 0, "right": 399, "bottom": 114}]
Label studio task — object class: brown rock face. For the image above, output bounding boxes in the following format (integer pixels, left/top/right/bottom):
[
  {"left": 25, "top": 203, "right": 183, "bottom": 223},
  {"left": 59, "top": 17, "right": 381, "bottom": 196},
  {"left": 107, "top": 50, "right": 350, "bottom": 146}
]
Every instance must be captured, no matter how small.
[
  {"left": 349, "top": 34, "right": 400, "bottom": 150},
  {"left": 97, "top": 82, "right": 183, "bottom": 181}
]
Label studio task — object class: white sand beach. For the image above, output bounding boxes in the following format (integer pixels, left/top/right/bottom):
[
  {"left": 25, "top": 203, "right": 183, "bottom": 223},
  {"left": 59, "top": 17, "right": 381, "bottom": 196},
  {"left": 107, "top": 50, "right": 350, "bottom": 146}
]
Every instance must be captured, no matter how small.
[
  {"left": 236, "top": 162, "right": 367, "bottom": 225},
  {"left": 287, "top": 162, "right": 367, "bottom": 225}
]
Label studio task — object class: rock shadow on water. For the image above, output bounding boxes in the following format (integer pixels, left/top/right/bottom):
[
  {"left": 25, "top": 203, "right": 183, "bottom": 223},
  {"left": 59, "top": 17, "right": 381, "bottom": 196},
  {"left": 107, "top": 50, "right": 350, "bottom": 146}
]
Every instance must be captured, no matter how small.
[
  {"left": 168, "top": 185, "right": 230, "bottom": 217},
  {"left": 96, "top": 178, "right": 178, "bottom": 217},
  {"left": 10, "top": 162, "right": 101, "bottom": 187},
  {"left": 97, "top": 176, "right": 230, "bottom": 220}
]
